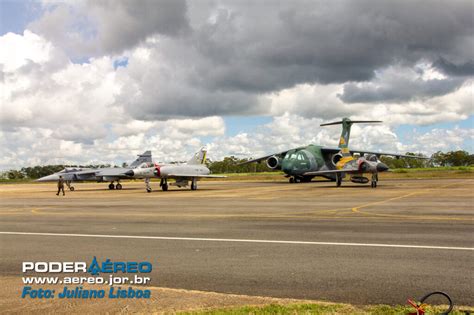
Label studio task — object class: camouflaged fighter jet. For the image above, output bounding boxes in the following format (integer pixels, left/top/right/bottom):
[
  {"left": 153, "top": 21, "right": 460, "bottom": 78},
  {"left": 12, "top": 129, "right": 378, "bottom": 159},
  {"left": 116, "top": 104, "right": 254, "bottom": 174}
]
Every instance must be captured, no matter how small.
[
  {"left": 36, "top": 151, "right": 152, "bottom": 190},
  {"left": 240, "top": 118, "right": 428, "bottom": 188},
  {"left": 125, "top": 148, "right": 226, "bottom": 192}
]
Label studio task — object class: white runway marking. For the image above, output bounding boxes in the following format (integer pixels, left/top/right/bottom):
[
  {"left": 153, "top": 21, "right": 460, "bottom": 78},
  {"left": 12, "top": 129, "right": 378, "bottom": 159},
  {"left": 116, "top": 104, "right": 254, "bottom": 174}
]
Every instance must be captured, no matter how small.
[{"left": 1, "top": 231, "right": 472, "bottom": 251}]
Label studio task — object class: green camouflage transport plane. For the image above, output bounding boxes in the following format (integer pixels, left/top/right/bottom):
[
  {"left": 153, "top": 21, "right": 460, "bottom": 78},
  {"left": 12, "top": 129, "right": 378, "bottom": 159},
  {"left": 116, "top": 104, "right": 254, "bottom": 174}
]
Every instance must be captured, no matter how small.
[{"left": 240, "top": 118, "right": 428, "bottom": 188}]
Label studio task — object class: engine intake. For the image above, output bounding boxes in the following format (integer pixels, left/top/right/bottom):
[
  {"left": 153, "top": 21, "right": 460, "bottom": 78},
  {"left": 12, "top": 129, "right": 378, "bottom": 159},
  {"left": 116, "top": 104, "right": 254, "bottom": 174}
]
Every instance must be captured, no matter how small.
[
  {"left": 332, "top": 153, "right": 343, "bottom": 166},
  {"left": 266, "top": 156, "right": 281, "bottom": 169}
]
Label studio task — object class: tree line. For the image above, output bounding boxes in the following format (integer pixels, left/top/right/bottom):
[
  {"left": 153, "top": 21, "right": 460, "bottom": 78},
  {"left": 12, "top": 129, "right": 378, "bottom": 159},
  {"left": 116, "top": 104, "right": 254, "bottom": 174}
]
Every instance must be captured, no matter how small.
[{"left": 1, "top": 150, "right": 472, "bottom": 180}]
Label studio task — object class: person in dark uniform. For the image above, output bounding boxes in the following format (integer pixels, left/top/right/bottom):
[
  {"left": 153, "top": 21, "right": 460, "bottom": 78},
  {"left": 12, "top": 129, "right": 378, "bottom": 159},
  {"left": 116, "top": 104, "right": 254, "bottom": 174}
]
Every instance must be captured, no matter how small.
[{"left": 57, "top": 176, "right": 65, "bottom": 196}]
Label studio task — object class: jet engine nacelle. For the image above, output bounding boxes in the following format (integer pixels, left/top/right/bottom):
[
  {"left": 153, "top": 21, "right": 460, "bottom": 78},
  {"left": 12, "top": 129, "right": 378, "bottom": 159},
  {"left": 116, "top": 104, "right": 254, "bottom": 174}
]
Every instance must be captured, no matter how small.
[
  {"left": 266, "top": 156, "right": 282, "bottom": 169},
  {"left": 350, "top": 175, "right": 369, "bottom": 184},
  {"left": 332, "top": 153, "right": 343, "bottom": 166}
]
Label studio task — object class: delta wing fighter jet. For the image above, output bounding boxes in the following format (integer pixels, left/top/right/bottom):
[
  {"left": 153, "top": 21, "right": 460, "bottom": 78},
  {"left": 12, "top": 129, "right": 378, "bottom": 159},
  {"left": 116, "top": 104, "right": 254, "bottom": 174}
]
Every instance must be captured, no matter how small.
[
  {"left": 240, "top": 118, "right": 428, "bottom": 188},
  {"left": 36, "top": 151, "right": 152, "bottom": 190},
  {"left": 125, "top": 148, "right": 225, "bottom": 192}
]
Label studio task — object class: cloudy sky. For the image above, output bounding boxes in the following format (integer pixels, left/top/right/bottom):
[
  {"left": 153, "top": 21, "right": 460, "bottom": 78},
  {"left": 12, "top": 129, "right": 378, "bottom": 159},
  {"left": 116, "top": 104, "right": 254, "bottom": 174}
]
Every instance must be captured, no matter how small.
[{"left": 0, "top": 0, "right": 473, "bottom": 169}]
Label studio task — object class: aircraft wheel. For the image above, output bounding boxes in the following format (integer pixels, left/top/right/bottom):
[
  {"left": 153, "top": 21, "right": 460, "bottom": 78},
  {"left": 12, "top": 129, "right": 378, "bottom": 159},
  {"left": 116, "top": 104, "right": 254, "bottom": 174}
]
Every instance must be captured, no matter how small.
[
  {"left": 108, "top": 183, "right": 115, "bottom": 190},
  {"left": 336, "top": 175, "right": 342, "bottom": 187},
  {"left": 294, "top": 177, "right": 301, "bottom": 183},
  {"left": 289, "top": 177, "right": 294, "bottom": 183},
  {"left": 69, "top": 186, "right": 75, "bottom": 191},
  {"left": 146, "top": 187, "right": 152, "bottom": 193},
  {"left": 191, "top": 180, "right": 197, "bottom": 190},
  {"left": 162, "top": 183, "right": 168, "bottom": 191},
  {"left": 116, "top": 183, "right": 122, "bottom": 190},
  {"left": 371, "top": 181, "right": 377, "bottom": 188}
]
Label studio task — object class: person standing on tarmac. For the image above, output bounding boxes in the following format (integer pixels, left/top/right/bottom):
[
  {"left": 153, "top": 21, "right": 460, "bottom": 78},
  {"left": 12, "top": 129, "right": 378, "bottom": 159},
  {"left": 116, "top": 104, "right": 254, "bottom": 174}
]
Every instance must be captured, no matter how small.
[{"left": 57, "top": 176, "right": 65, "bottom": 196}]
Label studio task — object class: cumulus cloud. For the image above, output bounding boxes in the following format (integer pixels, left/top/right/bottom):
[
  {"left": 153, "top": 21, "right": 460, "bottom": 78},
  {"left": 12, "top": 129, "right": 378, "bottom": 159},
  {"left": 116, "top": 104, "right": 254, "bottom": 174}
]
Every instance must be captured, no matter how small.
[
  {"left": 28, "top": 0, "right": 189, "bottom": 58},
  {"left": 0, "top": 31, "right": 119, "bottom": 141},
  {"left": 339, "top": 64, "right": 465, "bottom": 104},
  {"left": 401, "top": 127, "right": 474, "bottom": 154},
  {"left": 1, "top": 1, "right": 473, "bottom": 169}
]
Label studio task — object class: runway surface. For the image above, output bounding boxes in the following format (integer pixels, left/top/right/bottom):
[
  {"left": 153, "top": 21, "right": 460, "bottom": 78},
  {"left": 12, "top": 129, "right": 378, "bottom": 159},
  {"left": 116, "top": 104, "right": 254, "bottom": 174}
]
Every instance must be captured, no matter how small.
[{"left": 0, "top": 178, "right": 473, "bottom": 306}]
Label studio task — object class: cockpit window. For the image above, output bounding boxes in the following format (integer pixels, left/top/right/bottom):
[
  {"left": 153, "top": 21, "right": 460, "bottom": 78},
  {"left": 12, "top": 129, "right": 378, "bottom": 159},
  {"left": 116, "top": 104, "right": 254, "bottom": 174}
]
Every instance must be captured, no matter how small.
[
  {"left": 139, "top": 162, "right": 152, "bottom": 168},
  {"left": 289, "top": 153, "right": 297, "bottom": 160}
]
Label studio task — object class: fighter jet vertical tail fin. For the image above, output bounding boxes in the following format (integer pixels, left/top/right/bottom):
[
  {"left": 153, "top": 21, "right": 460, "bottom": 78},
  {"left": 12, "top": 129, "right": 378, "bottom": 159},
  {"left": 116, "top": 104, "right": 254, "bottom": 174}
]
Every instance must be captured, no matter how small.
[
  {"left": 321, "top": 118, "right": 382, "bottom": 156},
  {"left": 187, "top": 148, "right": 207, "bottom": 165},
  {"left": 129, "top": 151, "right": 153, "bottom": 168}
]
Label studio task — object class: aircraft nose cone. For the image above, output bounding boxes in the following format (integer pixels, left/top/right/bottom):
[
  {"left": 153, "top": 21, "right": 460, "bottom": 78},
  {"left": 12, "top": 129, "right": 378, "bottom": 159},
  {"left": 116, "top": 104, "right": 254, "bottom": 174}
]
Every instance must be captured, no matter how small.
[
  {"left": 377, "top": 162, "right": 389, "bottom": 172},
  {"left": 36, "top": 174, "right": 58, "bottom": 182},
  {"left": 124, "top": 170, "right": 134, "bottom": 177}
]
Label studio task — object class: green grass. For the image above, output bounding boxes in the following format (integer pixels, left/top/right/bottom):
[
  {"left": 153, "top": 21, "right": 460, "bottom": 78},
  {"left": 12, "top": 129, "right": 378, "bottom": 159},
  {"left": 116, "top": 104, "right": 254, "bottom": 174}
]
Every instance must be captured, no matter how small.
[
  {"left": 0, "top": 178, "right": 32, "bottom": 183},
  {"left": 178, "top": 302, "right": 472, "bottom": 315},
  {"left": 390, "top": 166, "right": 473, "bottom": 173}
]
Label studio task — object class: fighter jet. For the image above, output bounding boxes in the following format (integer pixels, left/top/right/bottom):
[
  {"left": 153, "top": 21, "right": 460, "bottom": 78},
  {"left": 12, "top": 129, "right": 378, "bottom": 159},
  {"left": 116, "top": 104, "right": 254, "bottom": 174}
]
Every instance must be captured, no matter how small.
[
  {"left": 36, "top": 151, "right": 152, "bottom": 190},
  {"left": 240, "top": 118, "right": 428, "bottom": 188},
  {"left": 125, "top": 148, "right": 225, "bottom": 192}
]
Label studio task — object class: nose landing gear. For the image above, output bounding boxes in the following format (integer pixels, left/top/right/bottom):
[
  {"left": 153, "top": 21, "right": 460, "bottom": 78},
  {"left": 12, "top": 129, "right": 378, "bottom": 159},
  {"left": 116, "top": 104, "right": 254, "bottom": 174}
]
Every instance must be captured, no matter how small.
[
  {"left": 371, "top": 173, "right": 378, "bottom": 188},
  {"left": 66, "top": 181, "right": 75, "bottom": 191},
  {"left": 145, "top": 178, "right": 152, "bottom": 193}
]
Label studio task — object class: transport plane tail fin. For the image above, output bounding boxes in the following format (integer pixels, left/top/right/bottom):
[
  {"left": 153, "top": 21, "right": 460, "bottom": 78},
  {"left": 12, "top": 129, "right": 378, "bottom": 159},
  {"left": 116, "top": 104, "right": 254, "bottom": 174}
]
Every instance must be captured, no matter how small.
[{"left": 321, "top": 118, "right": 381, "bottom": 156}]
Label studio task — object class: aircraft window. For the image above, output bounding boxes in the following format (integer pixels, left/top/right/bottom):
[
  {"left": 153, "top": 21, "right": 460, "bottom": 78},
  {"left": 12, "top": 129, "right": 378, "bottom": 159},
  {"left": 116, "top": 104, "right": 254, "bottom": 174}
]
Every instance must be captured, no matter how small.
[
  {"left": 289, "top": 153, "right": 297, "bottom": 160},
  {"left": 297, "top": 153, "right": 303, "bottom": 160}
]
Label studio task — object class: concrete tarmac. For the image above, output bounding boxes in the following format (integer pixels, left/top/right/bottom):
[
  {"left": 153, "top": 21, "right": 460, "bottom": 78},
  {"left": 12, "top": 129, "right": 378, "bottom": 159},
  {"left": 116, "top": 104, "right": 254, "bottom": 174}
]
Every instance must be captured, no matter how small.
[{"left": 0, "top": 178, "right": 473, "bottom": 306}]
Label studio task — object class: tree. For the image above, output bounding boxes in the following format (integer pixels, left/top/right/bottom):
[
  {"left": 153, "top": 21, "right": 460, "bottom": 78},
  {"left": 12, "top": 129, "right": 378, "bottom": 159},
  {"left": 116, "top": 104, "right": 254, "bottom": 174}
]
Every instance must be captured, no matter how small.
[
  {"left": 7, "top": 170, "right": 25, "bottom": 179},
  {"left": 431, "top": 150, "right": 472, "bottom": 166}
]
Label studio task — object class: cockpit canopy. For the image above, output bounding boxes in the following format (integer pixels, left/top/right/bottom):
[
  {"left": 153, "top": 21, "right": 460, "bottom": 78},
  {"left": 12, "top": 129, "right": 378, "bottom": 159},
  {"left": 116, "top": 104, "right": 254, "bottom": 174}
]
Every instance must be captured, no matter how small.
[
  {"left": 287, "top": 151, "right": 307, "bottom": 161},
  {"left": 137, "top": 162, "right": 154, "bottom": 169},
  {"left": 59, "top": 167, "right": 89, "bottom": 173}
]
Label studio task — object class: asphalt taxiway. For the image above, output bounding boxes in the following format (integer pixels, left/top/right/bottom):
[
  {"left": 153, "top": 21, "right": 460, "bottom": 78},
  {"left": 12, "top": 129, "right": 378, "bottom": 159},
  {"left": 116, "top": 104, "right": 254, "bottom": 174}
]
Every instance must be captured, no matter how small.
[{"left": 0, "top": 178, "right": 473, "bottom": 306}]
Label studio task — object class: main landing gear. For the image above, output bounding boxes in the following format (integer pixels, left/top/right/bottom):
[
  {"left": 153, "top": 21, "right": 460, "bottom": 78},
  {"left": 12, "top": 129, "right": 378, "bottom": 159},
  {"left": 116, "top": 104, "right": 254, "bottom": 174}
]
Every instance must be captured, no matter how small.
[
  {"left": 336, "top": 174, "right": 342, "bottom": 187},
  {"left": 160, "top": 178, "right": 168, "bottom": 191},
  {"left": 191, "top": 178, "right": 197, "bottom": 190},
  {"left": 144, "top": 178, "right": 198, "bottom": 193},
  {"left": 289, "top": 177, "right": 301, "bottom": 183},
  {"left": 66, "top": 181, "right": 75, "bottom": 191},
  {"left": 108, "top": 181, "right": 122, "bottom": 190}
]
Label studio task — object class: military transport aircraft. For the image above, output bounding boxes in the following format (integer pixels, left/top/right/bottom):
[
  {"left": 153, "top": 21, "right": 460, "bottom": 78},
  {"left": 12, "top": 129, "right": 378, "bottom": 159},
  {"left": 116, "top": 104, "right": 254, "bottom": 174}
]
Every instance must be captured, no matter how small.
[
  {"left": 36, "top": 151, "right": 152, "bottom": 190},
  {"left": 240, "top": 118, "right": 428, "bottom": 188},
  {"left": 125, "top": 148, "right": 225, "bottom": 192}
]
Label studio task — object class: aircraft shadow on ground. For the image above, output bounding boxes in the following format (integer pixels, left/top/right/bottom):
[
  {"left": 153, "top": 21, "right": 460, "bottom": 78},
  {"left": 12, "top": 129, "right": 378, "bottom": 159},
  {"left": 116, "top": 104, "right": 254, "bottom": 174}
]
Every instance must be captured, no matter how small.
[{"left": 264, "top": 180, "right": 335, "bottom": 185}]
